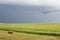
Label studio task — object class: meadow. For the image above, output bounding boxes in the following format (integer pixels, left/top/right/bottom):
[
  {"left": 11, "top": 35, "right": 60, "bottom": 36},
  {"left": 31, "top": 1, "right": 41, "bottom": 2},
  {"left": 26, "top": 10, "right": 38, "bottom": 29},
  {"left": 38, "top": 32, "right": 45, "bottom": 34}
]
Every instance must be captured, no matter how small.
[
  {"left": 0, "top": 23, "right": 60, "bottom": 40},
  {"left": 0, "top": 30, "right": 60, "bottom": 40},
  {"left": 0, "top": 23, "right": 60, "bottom": 36}
]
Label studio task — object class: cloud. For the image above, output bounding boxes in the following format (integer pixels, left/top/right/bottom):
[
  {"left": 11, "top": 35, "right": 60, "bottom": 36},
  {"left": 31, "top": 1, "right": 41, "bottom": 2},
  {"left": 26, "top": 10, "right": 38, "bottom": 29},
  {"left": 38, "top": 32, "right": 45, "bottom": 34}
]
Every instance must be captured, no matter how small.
[
  {"left": 0, "top": 0, "right": 60, "bottom": 9},
  {"left": 0, "top": 0, "right": 60, "bottom": 6},
  {"left": 0, "top": 1, "right": 60, "bottom": 23}
]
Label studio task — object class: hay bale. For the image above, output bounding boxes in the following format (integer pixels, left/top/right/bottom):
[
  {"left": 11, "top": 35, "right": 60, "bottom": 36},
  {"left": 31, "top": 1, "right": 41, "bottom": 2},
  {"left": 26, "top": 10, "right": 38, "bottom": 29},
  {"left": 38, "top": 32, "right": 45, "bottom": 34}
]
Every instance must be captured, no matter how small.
[{"left": 8, "top": 31, "right": 13, "bottom": 34}]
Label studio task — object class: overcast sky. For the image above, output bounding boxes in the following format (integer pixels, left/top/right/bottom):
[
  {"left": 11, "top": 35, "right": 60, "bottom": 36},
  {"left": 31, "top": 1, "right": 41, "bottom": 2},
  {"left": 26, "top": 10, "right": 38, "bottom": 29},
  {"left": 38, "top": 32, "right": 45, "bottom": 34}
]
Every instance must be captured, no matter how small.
[
  {"left": 0, "top": 0, "right": 60, "bottom": 23},
  {"left": 0, "top": 0, "right": 60, "bottom": 8}
]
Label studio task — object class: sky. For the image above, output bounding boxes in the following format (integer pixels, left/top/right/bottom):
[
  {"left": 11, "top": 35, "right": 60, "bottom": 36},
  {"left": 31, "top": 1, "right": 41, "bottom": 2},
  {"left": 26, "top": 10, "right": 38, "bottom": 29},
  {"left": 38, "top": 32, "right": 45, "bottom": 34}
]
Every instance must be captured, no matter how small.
[
  {"left": 0, "top": 0, "right": 60, "bottom": 23},
  {"left": 0, "top": 0, "right": 60, "bottom": 8}
]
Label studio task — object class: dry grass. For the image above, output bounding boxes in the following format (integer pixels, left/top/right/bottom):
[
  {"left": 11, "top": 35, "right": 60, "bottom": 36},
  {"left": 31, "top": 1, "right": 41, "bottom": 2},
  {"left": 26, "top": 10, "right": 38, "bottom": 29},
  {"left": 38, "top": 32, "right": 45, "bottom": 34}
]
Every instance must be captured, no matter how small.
[{"left": 0, "top": 30, "right": 60, "bottom": 40}]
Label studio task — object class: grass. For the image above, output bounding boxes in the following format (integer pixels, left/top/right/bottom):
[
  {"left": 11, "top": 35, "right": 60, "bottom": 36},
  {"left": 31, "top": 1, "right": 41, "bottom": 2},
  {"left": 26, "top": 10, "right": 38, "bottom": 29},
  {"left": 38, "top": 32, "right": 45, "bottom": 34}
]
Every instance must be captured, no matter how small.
[
  {"left": 0, "top": 30, "right": 60, "bottom": 40},
  {"left": 0, "top": 23, "right": 60, "bottom": 36}
]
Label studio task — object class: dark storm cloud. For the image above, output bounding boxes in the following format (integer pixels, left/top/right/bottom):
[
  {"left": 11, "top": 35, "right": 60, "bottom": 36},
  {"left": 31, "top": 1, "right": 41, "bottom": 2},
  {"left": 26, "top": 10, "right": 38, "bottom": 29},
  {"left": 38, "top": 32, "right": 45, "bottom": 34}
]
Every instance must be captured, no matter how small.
[
  {"left": 0, "top": 0, "right": 60, "bottom": 23},
  {"left": 0, "top": 4, "right": 60, "bottom": 23}
]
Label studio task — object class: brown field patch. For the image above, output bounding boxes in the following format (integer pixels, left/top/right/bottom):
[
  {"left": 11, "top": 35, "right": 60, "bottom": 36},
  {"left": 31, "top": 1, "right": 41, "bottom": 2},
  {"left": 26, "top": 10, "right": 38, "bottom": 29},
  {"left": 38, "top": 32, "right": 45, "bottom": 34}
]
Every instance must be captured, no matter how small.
[{"left": 0, "top": 30, "right": 60, "bottom": 40}]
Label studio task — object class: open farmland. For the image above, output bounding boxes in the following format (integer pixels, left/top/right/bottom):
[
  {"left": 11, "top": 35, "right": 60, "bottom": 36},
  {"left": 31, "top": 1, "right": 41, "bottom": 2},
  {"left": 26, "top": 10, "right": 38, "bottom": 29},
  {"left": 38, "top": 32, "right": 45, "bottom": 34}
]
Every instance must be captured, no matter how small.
[
  {"left": 0, "top": 30, "right": 60, "bottom": 40},
  {"left": 0, "top": 23, "right": 60, "bottom": 36},
  {"left": 0, "top": 23, "right": 60, "bottom": 40}
]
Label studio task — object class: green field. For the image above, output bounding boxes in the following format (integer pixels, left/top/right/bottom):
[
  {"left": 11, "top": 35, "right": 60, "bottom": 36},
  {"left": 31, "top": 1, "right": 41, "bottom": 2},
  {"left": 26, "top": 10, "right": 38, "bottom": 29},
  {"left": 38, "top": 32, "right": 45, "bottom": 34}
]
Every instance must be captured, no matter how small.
[{"left": 0, "top": 23, "right": 60, "bottom": 36}]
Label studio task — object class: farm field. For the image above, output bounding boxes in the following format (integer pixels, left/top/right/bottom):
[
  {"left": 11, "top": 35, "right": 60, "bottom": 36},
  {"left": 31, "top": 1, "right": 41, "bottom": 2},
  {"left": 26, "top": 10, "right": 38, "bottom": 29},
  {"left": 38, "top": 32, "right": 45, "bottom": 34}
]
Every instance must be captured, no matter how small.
[
  {"left": 0, "top": 23, "right": 60, "bottom": 35},
  {"left": 0, "top": 23, "right": 60, "bottom": 40},
  {"left": 0, "top": 30, "right": 60, "bottom": 40}
]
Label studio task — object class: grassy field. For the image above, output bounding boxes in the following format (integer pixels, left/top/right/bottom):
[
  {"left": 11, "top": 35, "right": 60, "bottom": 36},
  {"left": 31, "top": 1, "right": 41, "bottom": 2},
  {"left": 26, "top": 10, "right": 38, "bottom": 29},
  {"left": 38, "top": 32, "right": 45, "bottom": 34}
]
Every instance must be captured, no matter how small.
[
  {"left": 0, "top": 23, "right": 60, "bottom": 40},
  {"left": 0, "top": 30, "right": 60, "bottom": 40},
  {"left": 0, "top": 23, "right": 60, "bottom": 36}
]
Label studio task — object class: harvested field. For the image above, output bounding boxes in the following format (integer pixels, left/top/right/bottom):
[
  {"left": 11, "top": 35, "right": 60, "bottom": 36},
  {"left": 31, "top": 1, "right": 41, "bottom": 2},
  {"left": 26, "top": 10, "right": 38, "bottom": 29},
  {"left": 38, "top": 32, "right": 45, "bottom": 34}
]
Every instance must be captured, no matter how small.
[{"left": 0, "top": 30, "right": 60, "bottom": 40}]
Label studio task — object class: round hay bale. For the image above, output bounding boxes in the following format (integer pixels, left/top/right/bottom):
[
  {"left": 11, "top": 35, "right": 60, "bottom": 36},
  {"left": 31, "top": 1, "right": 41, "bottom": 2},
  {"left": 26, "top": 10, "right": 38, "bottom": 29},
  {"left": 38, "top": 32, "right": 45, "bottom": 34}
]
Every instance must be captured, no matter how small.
[{"left": 8, "top": 31, "right": 13, "bottom": 34}]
